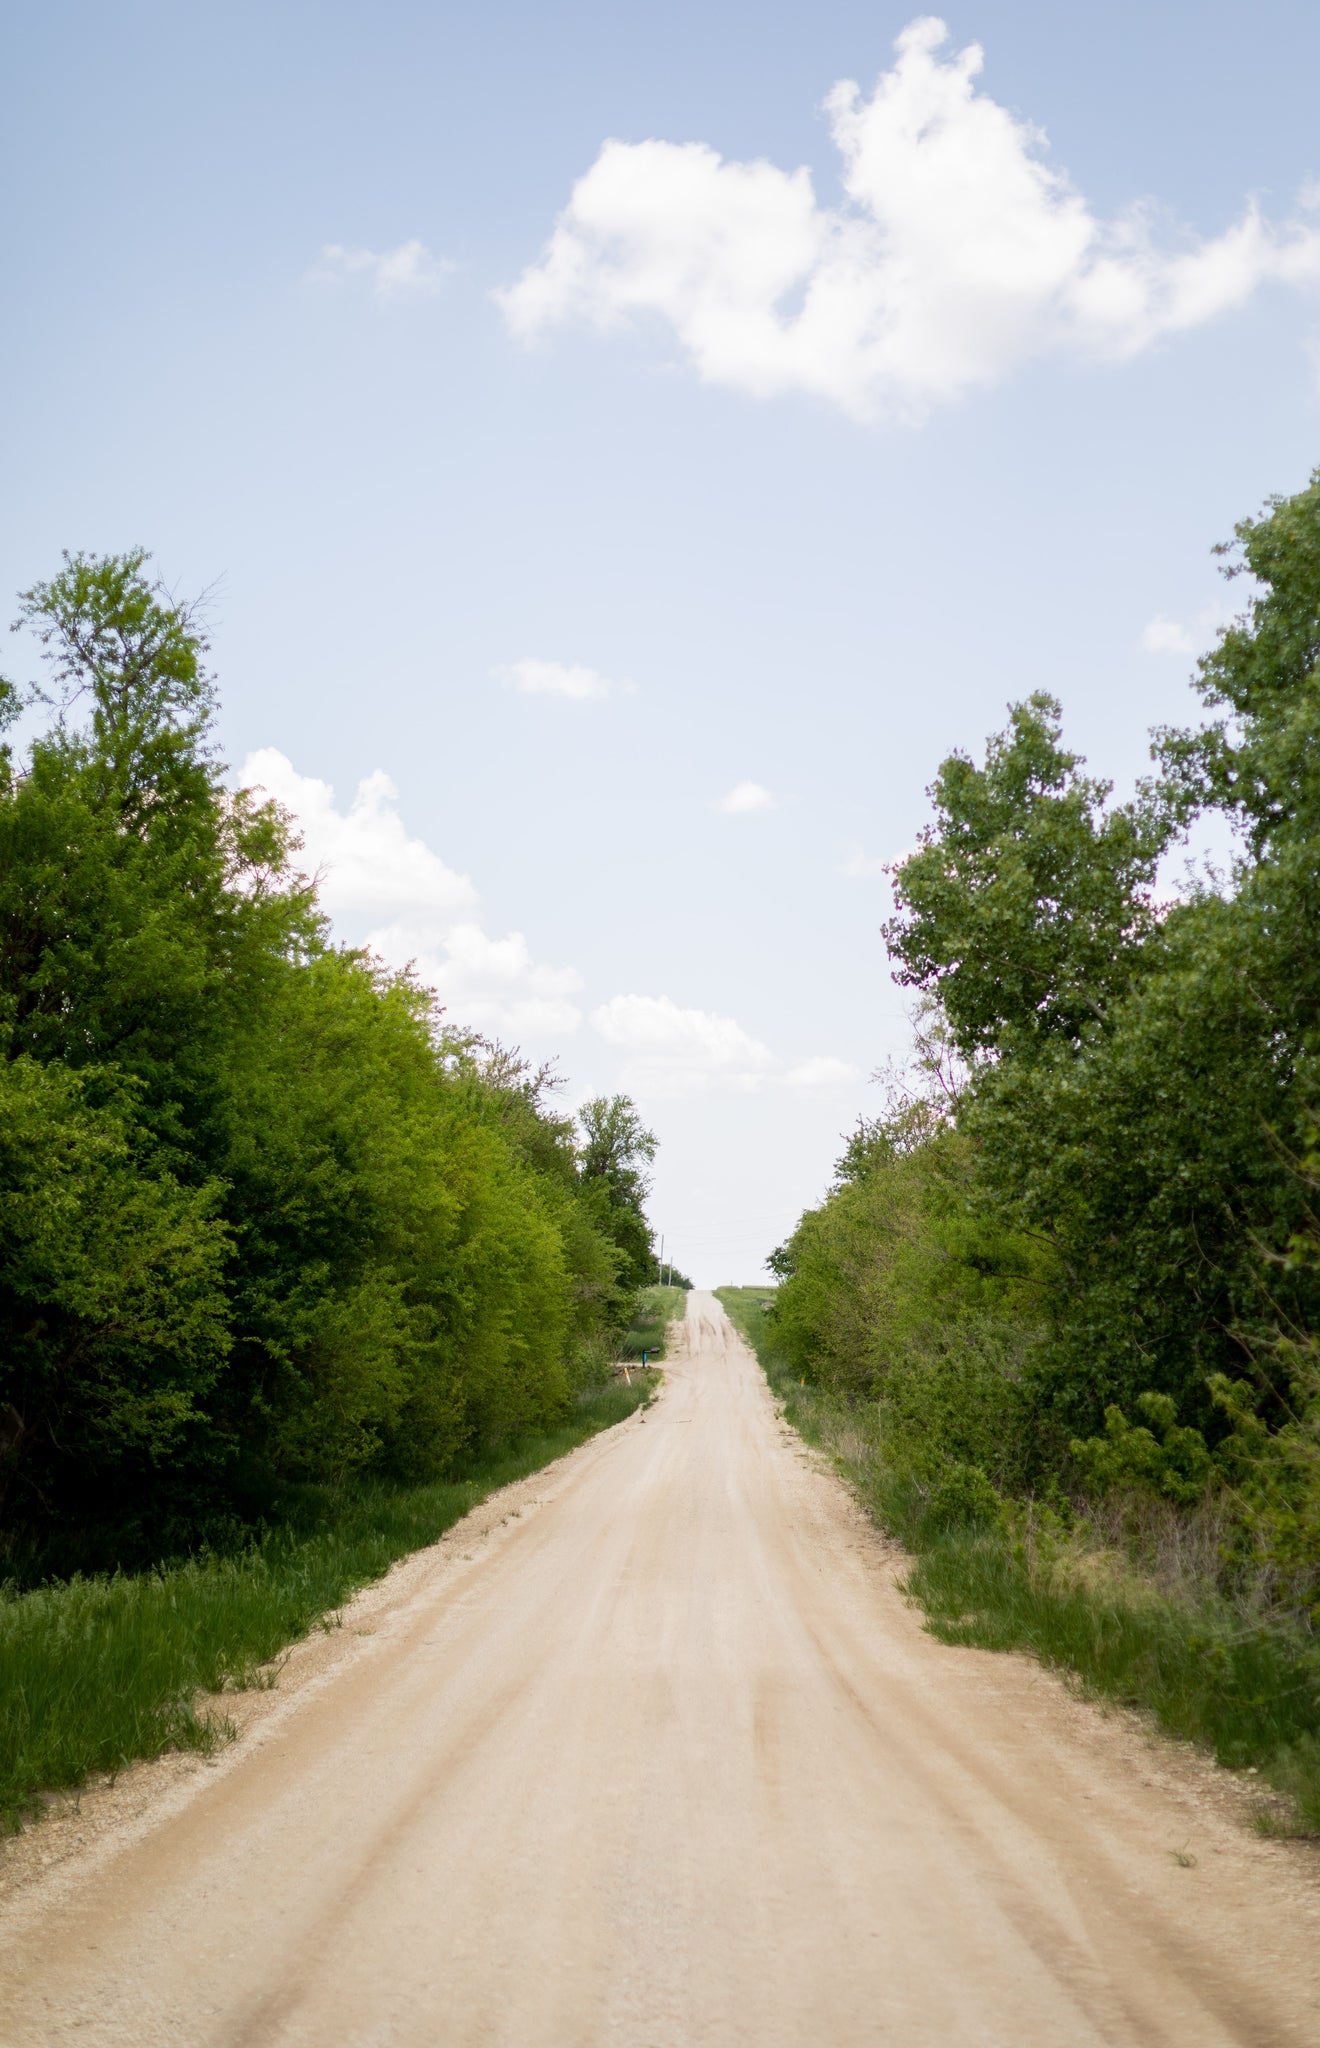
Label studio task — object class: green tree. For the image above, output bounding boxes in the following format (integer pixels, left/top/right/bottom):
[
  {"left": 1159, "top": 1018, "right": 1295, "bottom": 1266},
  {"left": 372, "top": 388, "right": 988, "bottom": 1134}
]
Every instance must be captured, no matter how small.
[
  {"left": 885, "top": 692, "right": 1168, "bottom": 1060},
  {"left": 0, "top": 1057, "right": 230, "bottom": 1529},
  {"left": 881, "top": 471, "right": 1320, "bottom": 1438},
  {"left": 576, "top": 1095, "right": 657, "bottom": 1304},
  {"left": 0, "top": 552, "right": 310, "bottom": 1545},
  {"left": 0, "top": 550, "right": 641, "bottom": 1568},
  {"left": 1, "top": 552, "right": 316, "bottom": 1159}
]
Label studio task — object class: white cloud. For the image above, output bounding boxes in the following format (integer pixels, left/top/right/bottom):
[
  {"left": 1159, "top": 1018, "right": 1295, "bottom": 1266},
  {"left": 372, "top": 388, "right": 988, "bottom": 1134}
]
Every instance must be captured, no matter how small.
[
  {"left": 499, "top": 15, "right": 1320, "bottom": 421},
  {"left": 239, "top": 749, "right": 581, "bottom": 1038},
  {"left": 243, "top": 748, "right": 477, "bottom": 924},
  {"left": 1141, "top": 615, "right": 1198, "bottom": 656},
  {"left": 837, "top": 842, "right": 891, "bottom": 879},
  {"left": 589, "top": 992, "right": 855, "bottom": 1099},
  {"left": 496, "top": 657, "right": 618, "bottom": 700},
  {"left": 590, "top": 993, "right": 776, "bottom": 1095},
  {"left": 783, "top": 1055, "right": 861, "bottom": 1089},
  {"left": 1140, "top": 584, "right": 1250, "bottom": 657},
  {"left": 716, "top": 780, "right": 777, "bottom": 815},
  {"left": 309, "top": 238, "right": 451, "bottom": 300},
  {"left": 374, "top": 918, "right": 584, "bottom": 1038}
]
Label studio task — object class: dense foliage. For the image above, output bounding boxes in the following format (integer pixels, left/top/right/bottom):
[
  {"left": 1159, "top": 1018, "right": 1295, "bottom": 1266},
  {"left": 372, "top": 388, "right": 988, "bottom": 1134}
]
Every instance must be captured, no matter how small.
[
  {"left": 771, "top": 469, "right": 1320, "bottom": 1625},
  {"left": 0, "top": 553, "right": 654, "bottom": 1578}
]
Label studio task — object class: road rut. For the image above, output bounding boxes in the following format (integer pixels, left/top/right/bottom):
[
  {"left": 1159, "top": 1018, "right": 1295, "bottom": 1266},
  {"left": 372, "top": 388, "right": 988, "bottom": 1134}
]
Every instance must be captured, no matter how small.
[{"left": 2, "top": 1290, "right": 1318, "bottom": 2045}]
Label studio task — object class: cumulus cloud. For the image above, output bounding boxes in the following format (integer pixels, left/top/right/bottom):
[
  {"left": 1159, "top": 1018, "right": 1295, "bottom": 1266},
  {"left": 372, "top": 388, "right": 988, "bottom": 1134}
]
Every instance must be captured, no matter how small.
[
  {"left": 309, "top": 238, "right": 451, "bottom": 299},
  {"left": 243, "top": 747, "right": 476, "bottom": 924},
  {"left": 716, "top": 780, "right": 777, "bottom": 815},
  {"left": 375, "top": 918, "right": 584, "bottom": 1038},
  {"left": 496, "top": 657, "right": 619, "bottom": 700},
  {"left": 499, "top": 15, "right": 1320, "bottom": 420},
  {"left": 240, "top": 749, "right": 582, "bottom": 1038},
  {"left": 590, "top": 992, "right": 855, "bottom": 1098}
]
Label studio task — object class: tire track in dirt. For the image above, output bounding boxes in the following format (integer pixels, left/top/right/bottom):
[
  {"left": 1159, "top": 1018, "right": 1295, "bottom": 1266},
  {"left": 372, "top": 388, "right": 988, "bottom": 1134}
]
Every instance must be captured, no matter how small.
[{"left": 1, "top": 1292, "right": 1318, "bottom": 2046}]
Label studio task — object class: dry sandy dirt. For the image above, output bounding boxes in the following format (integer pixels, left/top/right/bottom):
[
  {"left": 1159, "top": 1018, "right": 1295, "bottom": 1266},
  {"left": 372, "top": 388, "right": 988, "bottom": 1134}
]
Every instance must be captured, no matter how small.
[{"left": 2, "top": 1291, "right": 1319, "bottom": 2046}]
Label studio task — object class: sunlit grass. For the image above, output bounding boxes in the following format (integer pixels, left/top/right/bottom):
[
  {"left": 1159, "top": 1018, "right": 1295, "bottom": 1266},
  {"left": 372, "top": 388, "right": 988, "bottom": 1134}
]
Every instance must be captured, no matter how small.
[{"left": 714, "top": 1286, "right": 778, "bottom": 1361}]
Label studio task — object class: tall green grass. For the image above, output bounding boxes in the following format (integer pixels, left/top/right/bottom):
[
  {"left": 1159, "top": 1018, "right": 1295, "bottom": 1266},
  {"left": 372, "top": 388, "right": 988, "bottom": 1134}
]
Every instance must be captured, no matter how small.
[
  {"left": 714, "top": 1286, "right": 778, "bottom": 1361},
  {"left": 0, "top": 1380, "right": 653, "bottom": 1830},
  {"left": 901, "top": 1521, "right": 1320, "bottom": 1781},
  {"left": 620, "top": 1282, "right": 690, "bottom": 1361},
  {"left": 718, "top": 1285, "right": 1320, "bottom": 1835}
]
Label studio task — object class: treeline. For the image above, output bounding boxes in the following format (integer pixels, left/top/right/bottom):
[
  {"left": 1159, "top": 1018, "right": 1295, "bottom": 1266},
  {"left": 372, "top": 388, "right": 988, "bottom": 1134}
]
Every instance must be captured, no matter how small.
[
  {"left": 0, "top": 552, "right": 658, "bottom": 1581},
  {"left": 766, "top": 471, "right": 1320, "bottom": 1815}
]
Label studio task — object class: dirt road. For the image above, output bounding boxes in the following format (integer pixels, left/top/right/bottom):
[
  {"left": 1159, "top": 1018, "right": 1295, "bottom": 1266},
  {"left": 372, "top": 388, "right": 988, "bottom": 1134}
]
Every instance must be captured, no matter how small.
[{"left": 2, "top": 1292, "right": 1319, "bottom": 2046}]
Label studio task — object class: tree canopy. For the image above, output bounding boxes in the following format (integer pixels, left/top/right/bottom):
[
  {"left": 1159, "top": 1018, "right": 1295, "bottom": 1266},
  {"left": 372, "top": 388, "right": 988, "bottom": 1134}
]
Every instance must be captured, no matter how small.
[
  {"left": 0, "top": 553, "right": 654, "bottom": 1575},
  {"left": 774, "top": 470, "right": 1320, "bottom": 1600}
]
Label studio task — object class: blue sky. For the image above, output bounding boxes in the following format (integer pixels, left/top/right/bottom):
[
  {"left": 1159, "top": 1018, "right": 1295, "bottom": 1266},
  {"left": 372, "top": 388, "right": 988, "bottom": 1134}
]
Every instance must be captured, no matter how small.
[{"left": 4, "top": 1, "right": 1320, "bottom": 1280}]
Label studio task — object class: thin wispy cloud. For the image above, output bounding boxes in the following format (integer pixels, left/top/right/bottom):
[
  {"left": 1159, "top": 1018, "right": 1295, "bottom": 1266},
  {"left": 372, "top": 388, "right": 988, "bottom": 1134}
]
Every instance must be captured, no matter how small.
[
  {"left": 309, "top": 239, "right": 452, "bottom": 300},
  {"left": 500, "top": 15, "right": 1320, "bottom": 421},
  {"left": 591, "top": 992, "right": 857, "bottom": 1098},
  {"left": 716, "top": 780, "right": 777, "bottom": 815},
  {"left": 1141, "top": 616, "right": 1199, "bottom": 656},
  {"left": 783, "top": 1055, "right": 860, "bottom": 1089},
  {"left": 837, "top": 843, "right": 890, "bottom": 879},
  {"left": 592, "top": 993, "right": 775, "bottom": 1095},
  {"left": 496, "top": 657, "right": 622, "bottom": 700},
  {"left": 1140, "top": 585, "right": 1248, "bottom": 657}
]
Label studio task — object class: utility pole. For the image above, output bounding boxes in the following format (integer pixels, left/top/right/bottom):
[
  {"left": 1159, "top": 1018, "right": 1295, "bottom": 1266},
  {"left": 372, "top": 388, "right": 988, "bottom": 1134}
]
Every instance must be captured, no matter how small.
[{"left": 659, "top": 1233, "right": 666, "bottom": 1287}]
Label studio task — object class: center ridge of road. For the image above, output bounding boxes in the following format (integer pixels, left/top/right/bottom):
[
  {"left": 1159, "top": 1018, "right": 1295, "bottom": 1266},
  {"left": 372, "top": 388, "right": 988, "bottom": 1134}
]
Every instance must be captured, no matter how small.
[{"left": 2, "top": 1292, "right": 1317, "bottom": 2046}]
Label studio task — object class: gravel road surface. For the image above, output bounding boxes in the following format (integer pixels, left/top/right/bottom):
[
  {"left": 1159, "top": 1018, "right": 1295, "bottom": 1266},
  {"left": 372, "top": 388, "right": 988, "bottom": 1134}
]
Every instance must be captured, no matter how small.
[{"left": 2, "top": 1290, "right": 1318, "bottom": 2046}]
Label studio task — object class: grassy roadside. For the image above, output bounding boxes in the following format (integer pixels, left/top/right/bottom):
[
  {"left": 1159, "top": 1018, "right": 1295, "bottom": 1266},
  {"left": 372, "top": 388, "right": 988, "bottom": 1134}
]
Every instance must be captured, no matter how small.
[
  {"left": 0, "top": 1378, "right": 656, "bottom": 1833},
  {"left": 620, "top": 1283, "right": 690, "bottom": 1362},
  {"left": 716, "top": 1286, "right": 1320, "bottom": 1836},
  {"left": 715, "top": 1287, "right": 779, "bottom": 1363}
]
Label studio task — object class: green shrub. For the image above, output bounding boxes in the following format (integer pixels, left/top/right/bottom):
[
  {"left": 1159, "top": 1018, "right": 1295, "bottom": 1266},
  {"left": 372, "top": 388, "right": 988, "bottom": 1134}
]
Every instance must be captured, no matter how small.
[
  {"left": 881, "top": 1321, "right": 1037, "bottom": 1493},
  {"left": 920, "top": 1462, "right": 1002, "bottom": 1535},
  {"left": 1070, "top": 1393, "right": 1216, "bottom": 1508}
]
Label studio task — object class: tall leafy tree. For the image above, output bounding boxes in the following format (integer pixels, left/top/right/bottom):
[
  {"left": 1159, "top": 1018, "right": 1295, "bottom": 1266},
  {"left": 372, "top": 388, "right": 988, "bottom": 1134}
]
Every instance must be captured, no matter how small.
[
  {"left": 884, "top": 472, "right": 1320, "bottom": 1434},
  {"left": 0, "top": 553, "right": 640, "bottom": 1569},
  {"left": 576, "top": 1095, "right": 658, "bottom": 1302},
  {"left": 884, "top": 691, "right": 1168, "bottom": 1060}
]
